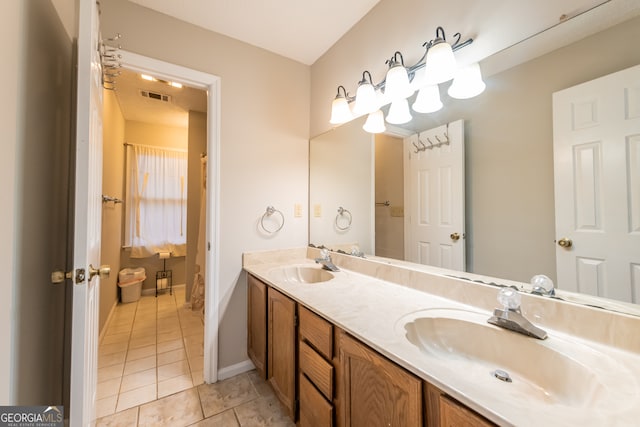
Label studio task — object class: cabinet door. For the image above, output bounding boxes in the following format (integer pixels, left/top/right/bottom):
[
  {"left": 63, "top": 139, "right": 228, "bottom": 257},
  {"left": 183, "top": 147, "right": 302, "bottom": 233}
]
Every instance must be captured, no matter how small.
[
  {"left": 338, "top": 331, "right": 422, "bottom": 427},
  {"left": 247, "top": 274, "right": 267, "bottom": 379},
  {"left": 439, "top": 395, "right": 495, "bottom": 427},
  {"left": 268, "top": 287, "right": 297, "bottom": 420}
]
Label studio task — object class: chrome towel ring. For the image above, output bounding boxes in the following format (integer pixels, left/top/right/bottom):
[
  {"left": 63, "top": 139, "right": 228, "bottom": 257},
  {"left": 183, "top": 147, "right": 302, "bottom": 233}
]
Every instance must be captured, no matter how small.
[
  {"left": 335, "top": 207, "right": 352, "bottom": 231},
  {"left": 260, "top": 206, "right": 285, "bottom": 234}
]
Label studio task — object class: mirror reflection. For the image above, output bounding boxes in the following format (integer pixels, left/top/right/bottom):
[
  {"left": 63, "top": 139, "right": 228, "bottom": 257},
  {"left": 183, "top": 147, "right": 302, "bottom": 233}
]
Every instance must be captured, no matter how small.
[{"left": 309, "top": 14, "right": 640, "bottom": 313}]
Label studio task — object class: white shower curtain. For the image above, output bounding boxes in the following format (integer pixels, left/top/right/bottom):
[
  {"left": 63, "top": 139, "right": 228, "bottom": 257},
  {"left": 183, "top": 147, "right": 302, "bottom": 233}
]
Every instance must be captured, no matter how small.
[{"left": 190, "top": 155, "right": 206, "bottom": 314}]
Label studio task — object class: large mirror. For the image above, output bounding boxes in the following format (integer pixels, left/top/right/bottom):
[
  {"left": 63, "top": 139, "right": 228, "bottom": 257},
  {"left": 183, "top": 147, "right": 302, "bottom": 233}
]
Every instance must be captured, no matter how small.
[{"left": 309, "top": 9, "right": 640, "bottom": 314}]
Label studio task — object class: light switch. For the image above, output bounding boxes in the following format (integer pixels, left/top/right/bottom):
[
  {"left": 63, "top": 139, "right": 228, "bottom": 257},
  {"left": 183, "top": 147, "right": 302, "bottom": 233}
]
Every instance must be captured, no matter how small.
[
  {"left": 314, "top": 204, "right": 322, "bottom": 217},
  {"left": 294, "top": 203, "right": 303, "bottom": 218}
]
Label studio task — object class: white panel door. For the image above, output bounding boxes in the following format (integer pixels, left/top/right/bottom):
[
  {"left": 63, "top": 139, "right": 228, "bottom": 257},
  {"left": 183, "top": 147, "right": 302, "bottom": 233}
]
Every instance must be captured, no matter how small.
[
  {"left": 404, "top": 120, "right": 465, "bottom": 270},
  {"left": 553, "top": 64, "right": 640, "bottom": 303},
  {"left": 70, "top": 0, "right": 104, "bottom": 424}
]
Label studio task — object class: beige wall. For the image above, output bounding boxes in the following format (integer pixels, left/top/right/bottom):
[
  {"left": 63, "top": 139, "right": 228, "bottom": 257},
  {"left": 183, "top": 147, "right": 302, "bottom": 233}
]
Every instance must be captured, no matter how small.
[
  {"left": 374, "top": 134, "right": 404, "bottom": 259},
  {"left": 186, "top": 111, "right": 207, "bottom": 301},
  {"left": 2, "top": 0, "right": 73, "bottom": 404},
  {"left": 312, "top": 13, "right": 640, "bottom": 283},
  {"left": 101, "top": 0, "right": 310, "bottom": 371},
  {"left": 100, "top": 90, "right": 126, "bottom": 332}
]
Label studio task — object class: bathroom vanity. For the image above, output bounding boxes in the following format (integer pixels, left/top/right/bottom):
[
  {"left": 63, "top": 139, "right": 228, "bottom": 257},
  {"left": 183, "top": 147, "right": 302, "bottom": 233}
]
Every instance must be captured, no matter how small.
[{"left": 243, "top": 247, "right": 640, "bottom": 426}]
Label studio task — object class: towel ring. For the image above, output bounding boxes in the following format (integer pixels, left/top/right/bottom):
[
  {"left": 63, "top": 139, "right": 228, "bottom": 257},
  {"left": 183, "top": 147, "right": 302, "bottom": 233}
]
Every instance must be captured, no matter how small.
[
  {"left": 260, "top": 206, "right": 284, "bottom": 234},
  {"left": 335, "top": 207, "right": 352, "bottom": 231}
]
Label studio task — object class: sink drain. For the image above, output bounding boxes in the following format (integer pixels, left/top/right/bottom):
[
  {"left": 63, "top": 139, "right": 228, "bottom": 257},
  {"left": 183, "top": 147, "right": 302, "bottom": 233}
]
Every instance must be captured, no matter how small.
[{"left": 492, "top": 369, "right": 512, "bottom": 383}]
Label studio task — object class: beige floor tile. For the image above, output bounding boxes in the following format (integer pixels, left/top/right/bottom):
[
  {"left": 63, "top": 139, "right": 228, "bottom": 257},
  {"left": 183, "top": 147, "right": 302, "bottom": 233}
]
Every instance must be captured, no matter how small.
[
  {"left": 191, "top": 370, "right": 204, "bottom": 387},
  {"left": 157, "top": 338, "right": 183, "bottom": 354},
  {"left": 191, "top": 410, "right": 238, "bottom": 427},
  {"left": 100, "top": 341, "right": 129, "bottom": 356},
  {"left": 96, "top": 395, "right": 117, "bottom": 419},
  {"left": 131, "top": 327, "right": 156, "bottom": 340},
  {"left": 157, "top": 374, "right": 193, "bottom": 398},
  {"left": 247, "top": 370, "right": 274, "bottom": 398},
  {"left": 116, "top": 383, "right": 157, "bottom": 412},
  {"left": 157, "top": 329, "right": 182, "bottom": 344},
  {"left": 106, "top": 323, "right": 132, "bottom": 336},
  {"left": 101, "top": 332, "right": 130, "bottom": 346},
  {"left": 185, "top": 343, "right": 204, "bottom": 360},
  {"left": 97, "top": 376, "right": 122, "bottom": 400},
  {"left": 158, "top": 359, "right": 190, "bottom": 381},
  {"left": 158, "top": 348, "right": 187, "bottom": 366},
  {"left": 123, "top": 355, "right": 156, "bottom": 376},
  {"left": 197, "top": 374, "right": 258, "bottom": 418},
  {"left": 233, "top": 395, "right": 294, "bottom": 427},
  {"left": 98, "top": 363, "right": 124, "bottom": 383},
  {"left": 129, "top": 334, "right": 156, "bottom": 349},
  {"left": 126, "top": 344, "right": 156, "bottom": 361},
  {"left": 120, "top": 367, "right": 157, "bottom": 393},
  {"left": 98, "top": 351, "right": 127, "bottom": 369},
  {"left": 96, "top": 407, "right": 139, "bottom": 427},
  {"left": 138, "top": 388, "right": 203, "bottom": 427},
  {"left": 189, "top": 356, "right": 204, "bottom": 372}
]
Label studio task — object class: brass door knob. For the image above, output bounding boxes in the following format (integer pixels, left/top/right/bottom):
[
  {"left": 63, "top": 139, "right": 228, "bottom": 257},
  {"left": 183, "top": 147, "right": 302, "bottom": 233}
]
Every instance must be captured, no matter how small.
[
  {"left": 89, "top": 264, "right": 111, "bottom": 281},
  {"left": 557, "top": 238, "right": 572, "bottom": 248},
  {"left": 450, "top": 232, "right": 461, "bottom": 241}
]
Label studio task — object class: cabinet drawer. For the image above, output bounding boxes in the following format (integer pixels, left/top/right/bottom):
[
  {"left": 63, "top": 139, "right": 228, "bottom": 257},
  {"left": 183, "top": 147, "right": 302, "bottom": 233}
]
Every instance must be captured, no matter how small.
[
  {"left": 299, "top": 305, "right": 333, "bottom": 359},
  {"left": 300, "top": 341, "right": 334, "bottom": 400},
  {"left": 300, "top": 373, "right": 333, "bottom": 427},
  {"left": 439, "top": 395, "right": 495, "bottom": 427}
]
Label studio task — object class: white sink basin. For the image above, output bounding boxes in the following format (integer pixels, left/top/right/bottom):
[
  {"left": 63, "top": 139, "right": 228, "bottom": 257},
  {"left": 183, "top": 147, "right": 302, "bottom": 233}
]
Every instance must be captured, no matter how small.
[
  {"left": 399, "top": 308, "right": 636, "bottom": 410},
  {"left": 268, "top": 265, "right": 334, "bottom": 284}
]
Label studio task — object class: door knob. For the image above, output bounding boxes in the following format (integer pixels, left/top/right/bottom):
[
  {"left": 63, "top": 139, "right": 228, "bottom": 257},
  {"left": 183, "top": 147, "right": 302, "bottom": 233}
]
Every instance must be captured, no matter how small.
[
  {"left": 450, "top": 232, "right": 461, "bottom": 241},
  {"left": 557, "top": 238, "right": 572, "bottom": 248},
  {"left": 89, "top": 264, "right": 111, "bottom": 281}
]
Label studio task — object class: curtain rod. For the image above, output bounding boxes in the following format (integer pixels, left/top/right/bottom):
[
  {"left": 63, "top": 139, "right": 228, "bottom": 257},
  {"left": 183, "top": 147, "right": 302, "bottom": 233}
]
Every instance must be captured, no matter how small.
[{"left": 123, "top": 142, "right": 188, "bottom": 153}]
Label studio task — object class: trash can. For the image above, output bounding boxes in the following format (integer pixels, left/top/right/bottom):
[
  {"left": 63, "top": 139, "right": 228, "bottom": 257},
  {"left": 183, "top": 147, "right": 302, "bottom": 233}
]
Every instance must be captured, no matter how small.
[{"left": 118, "top": 267, "right": 146, "bottom": 303}]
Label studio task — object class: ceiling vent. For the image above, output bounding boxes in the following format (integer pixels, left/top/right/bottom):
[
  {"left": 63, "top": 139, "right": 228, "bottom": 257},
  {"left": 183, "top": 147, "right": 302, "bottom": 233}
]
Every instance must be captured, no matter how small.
[{"left": 140, "top": 90, "right": 171, "bottom": 102}]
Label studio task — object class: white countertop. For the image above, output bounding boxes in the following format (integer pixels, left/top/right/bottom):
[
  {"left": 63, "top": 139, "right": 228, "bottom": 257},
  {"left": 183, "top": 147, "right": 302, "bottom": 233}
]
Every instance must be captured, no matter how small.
[{"left": 243, "top": 248, "right": 640, "bottom": 426}]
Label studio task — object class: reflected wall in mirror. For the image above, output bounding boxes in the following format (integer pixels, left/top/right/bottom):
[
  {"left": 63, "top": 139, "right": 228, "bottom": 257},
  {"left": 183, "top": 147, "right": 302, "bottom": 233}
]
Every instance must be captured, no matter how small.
[{"left": 309, "top": 14, "right": 640, "bottom": 308}]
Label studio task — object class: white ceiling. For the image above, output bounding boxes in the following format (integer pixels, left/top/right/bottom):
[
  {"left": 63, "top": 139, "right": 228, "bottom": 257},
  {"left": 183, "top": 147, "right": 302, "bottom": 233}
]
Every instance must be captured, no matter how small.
[{"left": 127, "top": 0, "right": 382, "bottom": 66}]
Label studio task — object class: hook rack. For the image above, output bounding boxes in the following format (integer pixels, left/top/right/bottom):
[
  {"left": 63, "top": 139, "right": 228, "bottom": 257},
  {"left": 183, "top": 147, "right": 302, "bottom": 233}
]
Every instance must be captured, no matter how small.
[
  {"left": 99, "top": 33, "right": 122, "bottom": 90},
  {"left": 411, "top": 124, "right": 450, "bottom": 153}
]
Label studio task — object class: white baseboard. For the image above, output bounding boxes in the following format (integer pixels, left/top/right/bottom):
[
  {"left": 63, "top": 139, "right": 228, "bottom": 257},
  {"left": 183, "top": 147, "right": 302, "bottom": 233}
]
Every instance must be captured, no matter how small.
[
  {"left": 217, "top": 359, "right": 255, "bottom": 381},
  {"left": 98, "top": 300, "right": 118, "bottom": 344}
]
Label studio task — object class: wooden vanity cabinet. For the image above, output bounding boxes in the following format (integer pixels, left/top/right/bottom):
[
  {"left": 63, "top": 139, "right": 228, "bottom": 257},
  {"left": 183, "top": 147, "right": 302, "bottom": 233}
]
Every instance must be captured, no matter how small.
[
  {"left": 298, "top": 305, "right": 336, "bottom": 427},
  {"left": 338, "top": 329, "right": 422, "bottom": 427},
  {"left": 425, "top": 382, "right": 496, "bottom": 427},
  {"left": 247, "top": 274, "right": 267, "bottom": 379},
  {"left": 267, "top": 286, "right": 298, "bottom": 420}
]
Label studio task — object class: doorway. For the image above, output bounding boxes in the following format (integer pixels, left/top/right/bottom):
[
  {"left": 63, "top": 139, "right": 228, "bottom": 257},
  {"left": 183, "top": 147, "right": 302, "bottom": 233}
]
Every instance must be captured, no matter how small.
[{"left": 96, "top": 51, "right": 220, "bottom": 416}]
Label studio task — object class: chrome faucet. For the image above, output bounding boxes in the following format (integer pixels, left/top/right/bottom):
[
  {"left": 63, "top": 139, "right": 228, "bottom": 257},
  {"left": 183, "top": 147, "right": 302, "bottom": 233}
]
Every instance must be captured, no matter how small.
[
  {"left": 487, "top": 287, "right": 547, "bottom": 340},
  {"left": 315, "top": 249, "right": 340, "bottom": 272}
]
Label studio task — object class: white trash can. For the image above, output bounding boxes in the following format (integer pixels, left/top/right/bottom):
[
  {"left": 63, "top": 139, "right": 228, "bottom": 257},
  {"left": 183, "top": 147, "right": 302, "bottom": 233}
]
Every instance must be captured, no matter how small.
[{"left": 118, "top": 267, "right": 146, "bottom": 303}]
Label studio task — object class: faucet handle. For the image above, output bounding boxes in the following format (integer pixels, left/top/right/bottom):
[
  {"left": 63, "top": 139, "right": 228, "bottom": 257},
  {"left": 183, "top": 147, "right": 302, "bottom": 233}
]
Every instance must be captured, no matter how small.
[
  {"left": 319, "top": 248, "right": 330, "bottom": 260},
  {"left": 497, "top": 287, "right": 521, "bottom": 311}
]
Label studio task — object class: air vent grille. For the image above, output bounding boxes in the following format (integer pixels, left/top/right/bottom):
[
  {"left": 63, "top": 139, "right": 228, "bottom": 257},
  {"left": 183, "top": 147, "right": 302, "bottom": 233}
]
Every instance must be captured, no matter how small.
[{"left": 140, "top": 90, "right": 171, "bottom": 102}]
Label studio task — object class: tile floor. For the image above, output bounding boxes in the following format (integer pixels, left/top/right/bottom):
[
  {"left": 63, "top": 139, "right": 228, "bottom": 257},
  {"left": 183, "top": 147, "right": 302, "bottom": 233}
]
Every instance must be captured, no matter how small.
[{"left": 96, "top": 287, "right": 293, "bottom": 426}]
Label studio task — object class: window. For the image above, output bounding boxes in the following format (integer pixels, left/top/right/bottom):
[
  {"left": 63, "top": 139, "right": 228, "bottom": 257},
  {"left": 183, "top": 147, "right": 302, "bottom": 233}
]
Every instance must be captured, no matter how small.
[{"left": 124, "top": 145, "right": 188, "bottom": 258}]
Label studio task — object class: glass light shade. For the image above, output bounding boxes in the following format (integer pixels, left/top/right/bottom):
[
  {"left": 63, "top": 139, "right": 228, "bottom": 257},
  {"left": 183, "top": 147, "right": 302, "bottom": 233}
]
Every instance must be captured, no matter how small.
[
  {"left": 329, "top": 96, "right": 353, "bottom": 124},
  {"left": 362, "top": 110, "right": 386, "bottom": 133},
  {"left": 412, "top": 84, "right": 443, "bottom": 113},
  {"left": 448, "top": 62, "right": 486, "bottom": 99},
  {"left": 354, "top": 82, "right": 378, "bottom": 115},
  {"left": 426, "top": 41, "right": 457, "bottom": 84},
  {"left": 384, "top": 65, "right": 414, "bottom": 100},
  {"left": 386, "top": 98, "right": 412, "bottom": 124}
]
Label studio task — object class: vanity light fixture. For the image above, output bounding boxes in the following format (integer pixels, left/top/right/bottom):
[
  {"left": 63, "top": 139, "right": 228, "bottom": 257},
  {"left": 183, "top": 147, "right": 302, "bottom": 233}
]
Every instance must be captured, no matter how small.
[
  {"left": 329, "top": 26, "right": 485, "bottom": 132},
  {"left": 362, "top": 109, "right": 386, "bottom": 133},
  {"left": 140, "top": 73, "right": 184, "bottom": 89},
  {"left": 329, "top": 85, "right": 353, "bottom": 125},
  {"left": 354, "top": 71, "right": 379, "bottom": 115}
]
